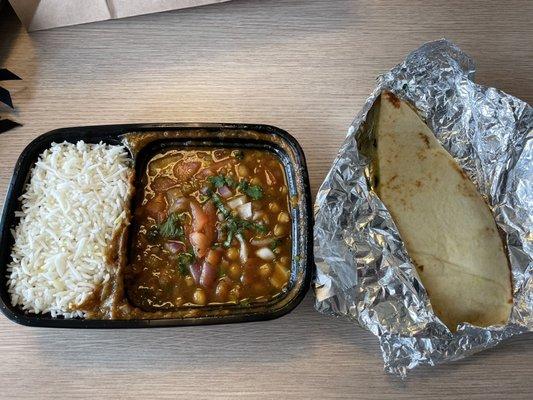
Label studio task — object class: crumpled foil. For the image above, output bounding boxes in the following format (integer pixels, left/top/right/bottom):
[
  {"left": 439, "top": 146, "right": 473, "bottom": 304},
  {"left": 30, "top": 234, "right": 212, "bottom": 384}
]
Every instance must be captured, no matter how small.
[{"left": 313, "top": 39, "right": 532, "bottom": 377}]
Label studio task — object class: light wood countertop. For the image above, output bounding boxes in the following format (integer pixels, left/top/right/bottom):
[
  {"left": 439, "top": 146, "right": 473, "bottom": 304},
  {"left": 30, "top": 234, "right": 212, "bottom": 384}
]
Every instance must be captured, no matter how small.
[{"left": 0, "top": 1, "right": 531, "bottom": 398}]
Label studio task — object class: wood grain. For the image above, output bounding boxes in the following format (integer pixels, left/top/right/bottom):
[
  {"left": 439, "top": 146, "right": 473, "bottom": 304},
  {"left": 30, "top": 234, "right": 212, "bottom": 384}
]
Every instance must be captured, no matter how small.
[{"left": 0, "top": 1, "right": 531, "bottom": 399}]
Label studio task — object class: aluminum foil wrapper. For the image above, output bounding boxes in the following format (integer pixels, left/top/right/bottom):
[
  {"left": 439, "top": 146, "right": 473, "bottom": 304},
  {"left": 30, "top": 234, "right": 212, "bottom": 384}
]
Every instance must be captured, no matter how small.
[{"left": 313, "top": 39, "right": 532, "bottom": 377}]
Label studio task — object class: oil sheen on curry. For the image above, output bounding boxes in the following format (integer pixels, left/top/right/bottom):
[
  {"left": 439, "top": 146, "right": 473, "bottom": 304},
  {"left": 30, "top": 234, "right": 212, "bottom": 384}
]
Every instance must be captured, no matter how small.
[{"left": 126, "top": 148, "right": 292, "bottom": 311}]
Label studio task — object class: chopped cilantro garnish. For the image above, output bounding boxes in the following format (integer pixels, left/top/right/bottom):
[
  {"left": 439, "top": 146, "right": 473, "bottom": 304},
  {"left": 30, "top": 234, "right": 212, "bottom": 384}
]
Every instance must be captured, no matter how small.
[
  {"left": 211, "top": 193, "right": 230, "bottom": 218},
  {"left": 208, "top": 175, "right": 226, "bottom": 188},
  {"left": 209, "top": 175, "right": 262, "bottom": 200},
  {"left": 158, "top": 213, "right": 184, "bottom": 240},
  {"left": 254, "top": 222, "right": 269, "bottom": 234},
  {"left": 210, "top": 189, "right": 267, "bottom": 247},
  {"left": 221, "top": 217, "right": 267, "bottom": 247},
  {"left": 223, "top": 229, "right": 235, "bottom": 248},
  {"left": 224, "top": 176, "right": 236, "bottom": 188},
  {"left": 238, "top": 179, "right": 263, "bottom": 200},
  {"left": 270, "top": 238, "right": 282, "bottom": 250},
  {"left": 237, "top": 219, "right": 268, "bottom": 234},
  {"left": 176, "top": 252, "right": 195, "bottom": 276},
  {"left": 208, "top": 175, "right": 237, "bottom": 189}
]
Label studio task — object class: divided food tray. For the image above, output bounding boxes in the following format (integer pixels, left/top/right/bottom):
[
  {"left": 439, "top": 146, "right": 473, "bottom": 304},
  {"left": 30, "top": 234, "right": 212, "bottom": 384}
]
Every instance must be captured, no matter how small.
[{"left": 0, "top": 123, "right": 313, "bottom": 328}]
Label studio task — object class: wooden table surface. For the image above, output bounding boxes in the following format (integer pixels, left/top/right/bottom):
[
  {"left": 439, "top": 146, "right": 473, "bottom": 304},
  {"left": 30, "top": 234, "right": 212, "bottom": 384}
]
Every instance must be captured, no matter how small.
[{"left": 0, "top": 1, "right": 531, "bottom": 399}]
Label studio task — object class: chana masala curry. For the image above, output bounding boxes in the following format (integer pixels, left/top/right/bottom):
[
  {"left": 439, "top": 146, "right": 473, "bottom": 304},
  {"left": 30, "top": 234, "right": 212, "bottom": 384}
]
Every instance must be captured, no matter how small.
[{"left": 127, "top": 148, "right": 292, "bottom": 311}]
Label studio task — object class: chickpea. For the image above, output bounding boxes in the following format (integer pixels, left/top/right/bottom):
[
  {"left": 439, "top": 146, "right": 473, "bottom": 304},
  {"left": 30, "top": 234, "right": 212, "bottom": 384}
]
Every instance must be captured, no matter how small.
[
  {"left": 193, "top": 288, "right": 207, "bottom": 305},
  {"left": 280, "top": 186, "right": 288, "bottom": 195},
  {"left": 251, "top": 177, "right": 261, "bottom": 186},
  {"left": 278, "top": 211, "right": 290, "bottom": 223},
  {"left": 259, "top": 263, "right": 273, "bottom": 278},
  {"left": 184, "top": 275, "right": 195, "bottom": 287},
  {"left": 229, "top": 284, "right": 243, "bottom": 301},
  {"left": 228, "top": 263, "right": 241, "bottom": 280},
  {"left": 216, "top": 280, "right": 231, "bottom": 301},
  {"left": 268, "top": 202, "right": 280, "bottom": 213},
  {"left": 237, "top": 164, "right": 250, "bottom": 177},
  {"left": 274, "top": 224, "right": 285, "bottom": 237},
  {"left": 226, "top": 247, "right": 239, "bottom": 261}
]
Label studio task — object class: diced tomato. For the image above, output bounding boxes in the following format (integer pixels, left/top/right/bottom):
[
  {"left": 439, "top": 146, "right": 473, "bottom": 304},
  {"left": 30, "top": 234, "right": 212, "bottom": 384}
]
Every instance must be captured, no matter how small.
[
  {"left": 202, "top": 200, "right": 217, "bottom": 243},
  {"left": 151, "top": 176, "right": 178, "bottom": 192},
  {"left": 173, "top": 161, "right": 201, "bottom": 181},
  {"left": 190, "top": 200, "right": 208, "bottom": 232},
  {"left": 190, "top": 232, "right": 209, "bottom": 258},
  {"left": 145, "top": 193, "right": 167, "bottom": 223},
  {"left": 196, "top": 158, "right": 237, "bottom": 178}
]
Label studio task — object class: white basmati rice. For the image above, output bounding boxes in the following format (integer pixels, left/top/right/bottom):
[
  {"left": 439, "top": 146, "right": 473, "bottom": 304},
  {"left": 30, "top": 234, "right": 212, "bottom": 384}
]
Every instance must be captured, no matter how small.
[{"left": 7, "top": 141, "right": 132, "bottom": 318}]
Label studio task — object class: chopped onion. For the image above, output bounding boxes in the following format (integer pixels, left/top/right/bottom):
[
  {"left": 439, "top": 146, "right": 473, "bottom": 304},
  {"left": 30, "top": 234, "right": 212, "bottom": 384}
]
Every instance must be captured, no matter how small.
[
  {"left": 189, "top": 262, "right": 202, "bottom": 284},
  {"left": 228, "top": 195, "right": 247, "bottom": 209},
  {"left": 256, "top": 247, "right": 275, "bottom": 260},
  {"left": 237, "top": 202, "right": 253, "bottom": 220},
  {"left": 250, "top": 237, "right": 275, "bottom": 247},
  {"left": 218, "top": 185, "right": 233, "bottom": 198},
  {"left": 199, "top": 261, "right": 217, "bottom": 288},
  {"left": 237, "top": 234, "right": 248, "bottom": 263},
  {"left": 164, "top": 241, "right": 185, "bottom": 254}
]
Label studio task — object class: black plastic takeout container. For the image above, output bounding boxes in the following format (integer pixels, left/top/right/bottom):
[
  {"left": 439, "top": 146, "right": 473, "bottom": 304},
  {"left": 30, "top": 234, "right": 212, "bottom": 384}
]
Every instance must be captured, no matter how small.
[{"left": 0, "top": 123, "right": 313, "bottom": 328}]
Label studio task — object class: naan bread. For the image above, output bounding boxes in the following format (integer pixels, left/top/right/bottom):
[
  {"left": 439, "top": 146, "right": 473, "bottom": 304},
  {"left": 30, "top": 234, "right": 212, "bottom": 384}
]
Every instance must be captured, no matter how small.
[{"left": 374, "top": 92, "right": 513, "bottom": 331}]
